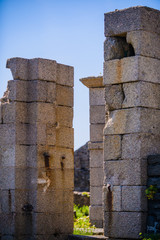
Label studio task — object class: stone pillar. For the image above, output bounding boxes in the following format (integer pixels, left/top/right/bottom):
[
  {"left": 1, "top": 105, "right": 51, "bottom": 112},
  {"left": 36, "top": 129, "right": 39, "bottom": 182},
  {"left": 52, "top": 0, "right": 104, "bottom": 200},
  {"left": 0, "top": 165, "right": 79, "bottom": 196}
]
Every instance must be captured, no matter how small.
[
  {"left": 80, "top": 76, "right": 105, "bottom": 228},
  {"left": 0, "top": 57, "right": 74, "bottom": 239},
  {"left": 103, "top": 6, "right": 160, "bottom": 239}
]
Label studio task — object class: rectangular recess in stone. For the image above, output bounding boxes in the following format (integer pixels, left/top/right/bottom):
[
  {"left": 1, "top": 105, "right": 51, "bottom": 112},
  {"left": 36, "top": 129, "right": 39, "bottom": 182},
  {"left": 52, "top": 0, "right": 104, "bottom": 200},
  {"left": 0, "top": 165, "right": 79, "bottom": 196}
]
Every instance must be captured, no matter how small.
[
  {"left": 127, "top": 30, "right": 160, "bottom": 60},
  {"left": 104, "top": 159, "right": 147, "bottom": 186},
  {"left": 89, "top": 88, "right": 105, "bottom": 106},
  {"left": 103, "top": 56, "right": 160, "bottom": 85},
  {"left": 104, "top": 135, "right": 121, "bottom": 160},
  {"left": 56, "top": 85, "right": 73, "bottom": 107},
  {"left": 104, "top": 108, "right": 160, "bottom": 135},
  {"left": 90, "top": 167, "right": 103, "bottom": 187},
  {"left": 90, "top": 105, "right": 105, "bottom": 124},
  {"left": 56, "top": 63, "right": 74, "bottom": 87},
  {"left": 122, "top": 133, "right": 160, "bottom": 160},
  {"left": 104, "top": 6, "right": 160, "bottom": 37},
  {"left": 90, "top": 149, "right": 103, "bottom": 168},
  {"left": 56, "top": 127, "right": 74, "bottom": 149},
  {"left": 122, "top": 186, "right": 147, "bottom": 212},
  {"left": 56, "top": 106, "right": 73, "bottom": 127},
  {"left": 104, "top": 211, "right": 147, "bottom": 239},
  {"left": 90, "top": 186, "right": 102, "bottom": 205},
  {"left": 90, "top": 124, "right": 104, "bottom": 142}
]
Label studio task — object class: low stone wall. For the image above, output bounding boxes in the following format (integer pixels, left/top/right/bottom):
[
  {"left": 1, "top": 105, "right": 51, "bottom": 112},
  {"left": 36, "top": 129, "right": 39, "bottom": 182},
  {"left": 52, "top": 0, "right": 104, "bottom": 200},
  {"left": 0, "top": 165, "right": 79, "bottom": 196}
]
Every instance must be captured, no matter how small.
[
  {"left": 147, "top": 155, "right": 160, "bottom": 234},
  {"left": 74, "top": 191, "right": 90, "bottom": 207}
]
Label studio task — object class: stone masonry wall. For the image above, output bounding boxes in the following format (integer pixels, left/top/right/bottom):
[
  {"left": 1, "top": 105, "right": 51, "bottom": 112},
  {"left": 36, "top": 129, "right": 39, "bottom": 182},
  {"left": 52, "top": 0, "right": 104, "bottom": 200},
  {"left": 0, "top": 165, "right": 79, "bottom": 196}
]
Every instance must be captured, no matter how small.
[
  {"left": 74, "top": 142, "right": 89, "bottom": 192},
  {"left": 0, "top": 57, "right": 74, "bottom": 239},
  {"left": 80, "top": 77, "right": 105, "bottom": 228},
  {"left": 103, "top": 6, "right": 160, "bottom": 239}
]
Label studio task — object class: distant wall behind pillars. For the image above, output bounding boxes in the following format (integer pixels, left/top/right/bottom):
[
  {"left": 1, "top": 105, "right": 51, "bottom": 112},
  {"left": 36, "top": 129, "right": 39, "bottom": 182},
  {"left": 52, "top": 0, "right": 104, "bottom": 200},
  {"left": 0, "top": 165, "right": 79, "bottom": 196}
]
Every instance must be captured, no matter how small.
[
  {"left": 0, "top": 57, "right": 74, "bottom": 239},
  {"left": 103, "top": 6, "right": 160, "bottom": 239}
]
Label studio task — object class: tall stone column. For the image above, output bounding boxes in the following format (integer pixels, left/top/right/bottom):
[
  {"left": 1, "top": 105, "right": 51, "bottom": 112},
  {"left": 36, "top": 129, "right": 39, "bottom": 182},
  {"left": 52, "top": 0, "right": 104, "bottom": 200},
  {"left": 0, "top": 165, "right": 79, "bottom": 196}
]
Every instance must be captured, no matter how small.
[
  {"left": 80, "top": 76, "right": 105, "bottom": 228},
  {"left": 0, "top": 57, "right": 74, "bottom": 239},
  {"left": 103, "top": 6, "right": 160, "bottom": 239}
]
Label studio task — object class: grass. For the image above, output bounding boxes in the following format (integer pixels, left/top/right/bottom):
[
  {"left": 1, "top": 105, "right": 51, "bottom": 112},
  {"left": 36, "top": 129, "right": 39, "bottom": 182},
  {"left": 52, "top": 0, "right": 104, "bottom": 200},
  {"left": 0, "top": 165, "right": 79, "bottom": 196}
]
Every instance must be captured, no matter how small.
[{"left": 73, "top": 204, "right": 96, "bottom": 235}]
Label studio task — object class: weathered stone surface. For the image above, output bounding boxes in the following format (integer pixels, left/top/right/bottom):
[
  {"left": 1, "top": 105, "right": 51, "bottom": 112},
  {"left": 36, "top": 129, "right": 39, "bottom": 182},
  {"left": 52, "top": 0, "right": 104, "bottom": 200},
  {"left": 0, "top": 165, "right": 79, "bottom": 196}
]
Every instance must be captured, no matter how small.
[
  {"left": 122, "top": 186, "right": 147, "bottom": 211},
  {"left": 90, "top": 88, "right": 105, "bottom": 106},
  {"left": 103, "top": 186, "right": 121, "bottom": 212},
  {"left": 88, "top": 141, "right": 103, "bottom": 150},
  {"left": 105, "top": 84, "right": 124, "bottom": 110},
  {"left": 56, "top": 85, "right": 73, "bottom": 107},
  {"left": 90, "top": 124, "right": 104, "bottom": 142},
  {"left": 0, "top": 213, "right": 15, "bottom": 235},
  {"left": 56, "top": 63, "right": 74, "bottom": 87},
  {"left": 90, "top": 150, "right": 103, "bottom": 168},
  {"left": 56, "top": 106, "right": 73, "bottom": 127},
  {"left": 104, "top": 6, "right": 160, "bottom": 37},
  {"left": 104, "top": 159, "right": 147, "bottom": 186},
  {"left": 103, "top": 56, "right": 160, "bottom": 85},
  {"left": 122, "top": 81, "right": 160, "bottom": 109},
  {"left": 122, "top": 133, "right": 160, "bottom": 159},
  {"left": 0, "top": 167, "right": 15, "bottom": 189},
  {"left": 104, "top": 37, "right": 134, "bottom": 61},
  {"left": 90, "top": 206, "right": 103, "bottom": 220},
  {"left": 127, "top": 30, "right": 160, "bottom": 59},
  {"left": 90, "top": 186, "right": 102, "bottom": 205},
  {"left": 0, "top": 145, "right": 15, "bottom": 167},
  {"left": 103, "top": 135, "right": 121, "bottom": 160},
  {"left": 104, "top": 108, "right": 160, "bottom": 135},
  {"left": 28, "top": 58, "right": 57, "bottom": 81},
  {"left": 0, "top": 103, "right": 2, "bottom": 123},
  {"left": 0, "top": 124, "right": 16, "bottom": 145},
  {"left": 46, "top": 123, "right": 56, "bottom": 145},
  {"left": 6, "top": 57, "right": 29, "bottom": 80},
  {"left": 104, "top": 211, "right": 147, "bottom": 239},
  {"left": 56, "top": 127, "right": 74, "bottom": 148},
  {"left": 7, "top": 80, "right": 28, "bottom": 102},
  {"left": 90, "top": 167, "right": 103, "bottom": 187},
  {"left": 80, "top": 76, "right": 103, "bottom": 88},
  {"left": 90, "top": 105, "right": 105, "bottom": 124}
]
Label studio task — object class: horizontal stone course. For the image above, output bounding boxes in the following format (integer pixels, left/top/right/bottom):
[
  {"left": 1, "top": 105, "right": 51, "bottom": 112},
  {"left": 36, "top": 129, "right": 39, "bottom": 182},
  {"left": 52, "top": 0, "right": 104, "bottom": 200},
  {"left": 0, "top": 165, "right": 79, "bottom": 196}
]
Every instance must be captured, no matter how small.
[
  {"left": 90, "top": 124, "right": 104, "bottom": 142},
  {"left": 104, "top": 6, "right": 160, "bottom": 36},
  {"left": 89, "top": 88, "right": 105, "bottom": 106},
  {"left": 90, "top": 105, "right": 105, "bottom": 124},
  {"left": 104, "top": 135, "right": 121, "bottom": 160},
  {"left": 90, "top": 149, "right": 103, "bottom": 168},
  {"left": 56, "top": 85, "right": 73, "bottom": 107}
]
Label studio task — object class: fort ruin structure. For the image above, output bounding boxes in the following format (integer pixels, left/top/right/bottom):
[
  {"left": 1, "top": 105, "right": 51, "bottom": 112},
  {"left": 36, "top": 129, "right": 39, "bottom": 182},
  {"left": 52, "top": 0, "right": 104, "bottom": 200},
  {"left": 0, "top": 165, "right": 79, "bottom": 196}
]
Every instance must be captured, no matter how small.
[{"left": 0, "top": 5, "right": 160, "bottom": 240}]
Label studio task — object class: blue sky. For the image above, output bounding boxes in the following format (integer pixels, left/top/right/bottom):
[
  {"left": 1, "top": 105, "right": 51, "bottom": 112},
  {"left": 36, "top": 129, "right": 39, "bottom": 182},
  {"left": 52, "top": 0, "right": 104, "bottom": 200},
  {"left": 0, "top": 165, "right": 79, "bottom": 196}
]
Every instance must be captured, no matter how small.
[{"left": 0, "top": 0, "right": 160, "bottom": 150}]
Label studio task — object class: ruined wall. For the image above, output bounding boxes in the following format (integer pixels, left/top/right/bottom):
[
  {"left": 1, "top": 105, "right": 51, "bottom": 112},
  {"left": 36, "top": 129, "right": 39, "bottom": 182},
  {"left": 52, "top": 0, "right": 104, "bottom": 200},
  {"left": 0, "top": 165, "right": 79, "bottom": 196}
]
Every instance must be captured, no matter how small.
[
  {"left": 103, "top": 6, "right": 160, "bottom": 239},
  {"left": 0, "top": 57, "right": 74, "bottom": 239},
  {"left": 80, "top": 77, "right": 105, "bottom": 228},
  {"left": 74, "top": 142, "right": 89, "bottom": 192}
]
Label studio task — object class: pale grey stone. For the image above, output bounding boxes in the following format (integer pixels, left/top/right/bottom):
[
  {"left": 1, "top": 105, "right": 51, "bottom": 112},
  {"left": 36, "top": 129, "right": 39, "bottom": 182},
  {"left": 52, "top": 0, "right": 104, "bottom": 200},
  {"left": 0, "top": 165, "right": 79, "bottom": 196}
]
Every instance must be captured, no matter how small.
[
  {"left": 90, "top": 105, "right": 105, "bottom": 124},
  {"left": 127, "top": 30, "right": 160, "bottom": 59},
  {"left": 89, "top": 88, "right": 105, "bottom": 106},
  {"left": 90, "top": 124, "right": 104, "bottom": 142},
  {"left": 0, "top": 167, "right": 15, "bottom": 189},
  {"left": 105, "top": 84, "right": 124, "bottom": 110},
  {"left": 56, "top": 106, "right": 73, "bottom": 127},
  {"left": 56, "top": 63, "right": 74, "bottom": 87},
  {"left": 0, "top": 124, "right": 16, "bottom": 146},
  {"left": 104, "top": 6, "right": 160, "bottom": 37},
  {"left": 90, "top": 167, "right": 103, "bottom": 187},
  {"left": 56, "top": 85, "right": 73, "bottom": 107},
  {"left": 88, "top": 141, "right": 103, "bottom": 150},
  {"left": 103, "top": 186, "right": 121, "bottom": 212},
  {"left": 104, "top": 108, "right": 160, "bottom": 135},
  {"left": 104, "top": 212, "right": 147, "bottom": 239},
  {"left": 122, "top": 133, "right": 160, "bottom": 159},
  {"left": 122, "top": 186, "right": 147, "bottom": 211},
  {"left": 90, "top": 220, "right": 103, "bottom": 228},
  {"left": 6, "top": 57, "right": 29, "bottom": 80},
  {"left": 103, "top": 56, "right": 160, "bottom": 85},
  {"left": 89, "top": 206, "right": 103, "bottom": 221},
  {"left": 104, "top": 135, "right": 121, "bottom": 160},
  {"left": 56, "top": 127, "right": 74, "bottom": 149},
  {"left": 90, "top": 150, "right": 103, "bottom": 168},
  {"left": 104, "top": 159, "right": 147, "bottom": 186},
  {"left": 7, "top": 80, "right": 28, "bottom": 102},
  {"left": 0, "top": 145, "right": 15, "bottom": 167},
  {"left": 90, "top": 186, "right": 102, "bottom": 205}
]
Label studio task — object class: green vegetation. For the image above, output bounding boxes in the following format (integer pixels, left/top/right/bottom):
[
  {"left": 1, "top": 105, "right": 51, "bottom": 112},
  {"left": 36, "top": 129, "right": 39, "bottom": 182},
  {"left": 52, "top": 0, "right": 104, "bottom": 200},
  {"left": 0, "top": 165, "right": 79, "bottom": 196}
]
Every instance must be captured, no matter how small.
[
  {"left": 139, "top": 232, "right": 160, "bottom": 240},
  {"left": 145, "top": 185, "right": 158, "bottom": 200},
  {"left": 82, "top": 192, "right": 90, "bottom": 198},
  {"left": 73, "top": 204, "right": 96, "bottom": 235}
]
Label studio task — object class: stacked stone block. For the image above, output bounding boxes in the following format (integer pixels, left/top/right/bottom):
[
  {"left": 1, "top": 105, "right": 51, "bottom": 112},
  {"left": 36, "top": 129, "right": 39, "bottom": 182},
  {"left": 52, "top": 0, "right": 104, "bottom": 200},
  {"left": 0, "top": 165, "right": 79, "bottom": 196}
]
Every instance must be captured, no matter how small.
[
  {"left": 0, "top": 57, "right": 74, "bottom": 239},
  {"left": 80, "top": 77, "right": 105, "bottom": 228},
  {"left": 103, "top": 6, "right": 160, "bottom": 239}
]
